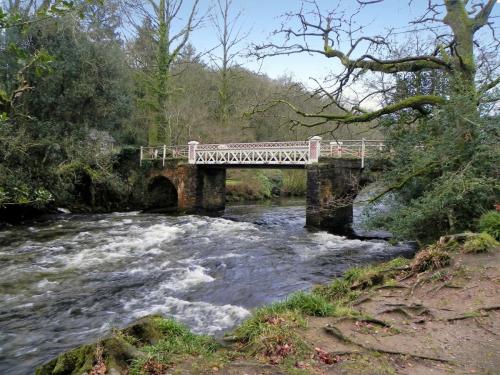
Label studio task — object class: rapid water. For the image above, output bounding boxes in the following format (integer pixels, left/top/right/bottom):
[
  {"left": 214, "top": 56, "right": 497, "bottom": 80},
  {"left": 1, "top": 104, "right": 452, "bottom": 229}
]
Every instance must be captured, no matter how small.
[{"left": 0, "top": 199, "right": 414, "bottom": 374}]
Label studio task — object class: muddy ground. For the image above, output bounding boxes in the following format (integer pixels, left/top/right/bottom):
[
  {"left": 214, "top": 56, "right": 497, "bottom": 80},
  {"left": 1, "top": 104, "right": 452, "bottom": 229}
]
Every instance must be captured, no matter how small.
[{"left": 218, "top": 250, "right": 499, "bottom": 375}]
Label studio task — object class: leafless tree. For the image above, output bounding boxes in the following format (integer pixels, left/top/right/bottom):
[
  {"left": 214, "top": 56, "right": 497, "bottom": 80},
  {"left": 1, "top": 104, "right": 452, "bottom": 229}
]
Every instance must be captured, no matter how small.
[
  {"left": 251, "top": 0, "right": 498, "bottom": 129},
  {"left": 121, "top": 0, "right": 201, "bottom": 145},
  {"left": 210, "top": 0, "right": 249, "bottom": 125}
]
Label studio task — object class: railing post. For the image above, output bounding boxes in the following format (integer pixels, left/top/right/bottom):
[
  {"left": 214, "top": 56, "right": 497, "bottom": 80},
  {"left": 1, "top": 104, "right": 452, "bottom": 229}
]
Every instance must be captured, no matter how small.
[
  {"left": 188, "top": 141, "right": 199, "bottom": 164},
  {"left": 162, "top": 145, "right": 167, "bottom": 167},
  {"left": 335, "top": 141, "right": 343, "bottom": 157},
  {"left": 361, "top": 138, "right": 366, "bottom": 168},
  {"left": 140, "top": 146, "right": 143, "bottom": 166},
  {"left": 308, "top": 136, "right": 322, "bottom": 164}
]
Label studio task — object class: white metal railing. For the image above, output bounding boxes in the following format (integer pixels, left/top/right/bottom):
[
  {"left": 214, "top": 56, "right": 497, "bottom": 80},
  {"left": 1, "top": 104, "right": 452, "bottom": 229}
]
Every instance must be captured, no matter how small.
[
  {"left": 139, "top": 145, "right": 188, "bottom": 166},
  {"left": 139, "top": 138, "right": 385, "bottom": 168},
  {"left": 320, "top": 139, "right": 386, "bottom": 168}
]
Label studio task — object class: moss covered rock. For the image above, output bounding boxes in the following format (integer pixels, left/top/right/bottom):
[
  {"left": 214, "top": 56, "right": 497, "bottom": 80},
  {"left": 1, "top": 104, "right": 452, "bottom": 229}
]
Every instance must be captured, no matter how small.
[{"left": 36, "top": 315, "right": 164, "bottom": 375}]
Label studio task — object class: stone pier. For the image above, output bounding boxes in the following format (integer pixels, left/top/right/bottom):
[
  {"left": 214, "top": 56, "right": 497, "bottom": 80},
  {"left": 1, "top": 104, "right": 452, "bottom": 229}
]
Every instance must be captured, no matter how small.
[{"left": 306, "top": 159, "right": 364, "bottom": 235}]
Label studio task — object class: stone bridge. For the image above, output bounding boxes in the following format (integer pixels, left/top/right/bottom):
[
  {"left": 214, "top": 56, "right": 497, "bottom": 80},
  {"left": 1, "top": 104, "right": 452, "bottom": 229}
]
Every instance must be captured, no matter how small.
[{"left": 140, "top": 137, "right": 386, "bottom": 235}]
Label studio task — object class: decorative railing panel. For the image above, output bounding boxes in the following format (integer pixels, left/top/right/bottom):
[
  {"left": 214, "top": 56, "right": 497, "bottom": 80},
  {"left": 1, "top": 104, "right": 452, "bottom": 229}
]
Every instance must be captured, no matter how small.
[{"left": 194, "top": 148, "right": 310, "bottom": 165}]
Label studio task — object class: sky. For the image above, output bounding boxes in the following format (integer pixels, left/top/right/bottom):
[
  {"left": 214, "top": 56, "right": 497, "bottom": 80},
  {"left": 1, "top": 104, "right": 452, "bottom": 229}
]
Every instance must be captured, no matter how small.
[{"left": 180, "top": 0, "right": 500, "bottom": 85}]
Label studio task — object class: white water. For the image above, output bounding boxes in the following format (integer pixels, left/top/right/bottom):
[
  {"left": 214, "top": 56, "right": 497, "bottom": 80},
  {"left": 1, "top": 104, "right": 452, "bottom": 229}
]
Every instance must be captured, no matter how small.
[{"left": 0, "top": 199, "right": 414, "bottom": 374}]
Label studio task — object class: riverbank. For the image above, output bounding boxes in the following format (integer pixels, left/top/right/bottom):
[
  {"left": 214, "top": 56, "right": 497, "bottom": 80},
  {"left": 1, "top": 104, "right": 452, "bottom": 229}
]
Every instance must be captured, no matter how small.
[
  {"left": 37, "top": 232, "right": 499, "bottom": 374},
  {"left": 226, "top": 169, "right": 306, "bottom": 202},
  {"left": 1, "top": 201, "right": 418, "bottom": 374}
]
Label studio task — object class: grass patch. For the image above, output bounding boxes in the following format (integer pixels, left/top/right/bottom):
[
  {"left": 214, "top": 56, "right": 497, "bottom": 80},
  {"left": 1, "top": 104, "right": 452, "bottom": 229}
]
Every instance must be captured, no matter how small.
[
  {"left": 313, "top": 278, "right": 360, "bottom": 304},
  {"left": 344, "top": 257, "right": 410, "bottom": 289},
  {"left": 232, "top": 308, "right": 310, "bottom": 364},
  {"left": 282, "top": 170, "right": 306, "bottom": 196},
  {"left": 282, "top": 291, "right": 336, "bottom": 316},
  {"left": 130, "top": 318, "right": 219, "bottom": 374},
  {"left": 478, "top": 211, "right": 500, "bottom": 241},
  {"left": 463, "top": 232, "right": 499, "bottom": 253}
]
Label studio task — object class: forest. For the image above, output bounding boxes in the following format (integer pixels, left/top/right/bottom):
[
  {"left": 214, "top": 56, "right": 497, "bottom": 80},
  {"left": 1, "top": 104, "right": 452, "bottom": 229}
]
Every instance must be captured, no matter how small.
[
  {"left": 1, "top": 1, "right": 500, "bottom": 375},
  {"left": 0, "top": 0, "right": 498, "bottom": 241}
]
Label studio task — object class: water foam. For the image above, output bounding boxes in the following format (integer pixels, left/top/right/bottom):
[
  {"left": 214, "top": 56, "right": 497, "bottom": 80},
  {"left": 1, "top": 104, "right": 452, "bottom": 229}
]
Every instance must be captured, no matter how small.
[
  {"left": 160, "top": 265, "right": 215, "bottom": 291},
  {"left": 43, "top": 224, "right": 185, "bottom": 270},
  {"left": 293, "top": 231, "right": 389, "bottom": 259},
  {"left": 127, "top": 297, "right": 250, "bottom": 334}
]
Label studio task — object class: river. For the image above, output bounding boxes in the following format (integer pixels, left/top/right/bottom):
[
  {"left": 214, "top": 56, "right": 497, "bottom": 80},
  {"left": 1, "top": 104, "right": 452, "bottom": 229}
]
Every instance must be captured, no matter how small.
[{"left": 0, "top": 199, "right": 414, "bottom": 374}]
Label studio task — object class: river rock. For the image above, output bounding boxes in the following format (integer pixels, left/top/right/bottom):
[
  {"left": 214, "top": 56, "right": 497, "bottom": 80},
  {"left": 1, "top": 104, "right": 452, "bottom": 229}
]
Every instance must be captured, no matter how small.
[{"left": 35, "top": 315, "right": 165, "bottom": 375}]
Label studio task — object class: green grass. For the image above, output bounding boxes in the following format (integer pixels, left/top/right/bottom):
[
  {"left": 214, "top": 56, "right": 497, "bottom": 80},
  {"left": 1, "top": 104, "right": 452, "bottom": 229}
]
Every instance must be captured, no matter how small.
[
  {"left": 344, "top": 257, "right": 410, "bottom": 288},
  {"left": 313, "top": 278, "right": 360, "bottom": 304},
  {"left": 232, "top": 307, "right": 310, "bottom": 362},
  {"left": 463, "top": 232, "right": 499, "bottom": 253},
  {"left": 130, "top": 318, "right": 219, "bottom": 374},
  {"left": 281, "top": 291, "right": 336, "bottom": 316},
  {"left": 478, "top": 211, "right": 500, "bottom": 241}
]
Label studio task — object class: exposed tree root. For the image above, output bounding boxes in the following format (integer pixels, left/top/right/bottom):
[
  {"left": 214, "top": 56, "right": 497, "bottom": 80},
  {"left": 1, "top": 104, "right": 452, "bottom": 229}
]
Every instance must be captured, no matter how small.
[
  {"left": 398, "top": 272, "right": 416, "bottom": 282},
  {"left": 324, "top": 325, "right": 450, "bottom": 363},
  {"left": 429, "top": 282, "right": 463, "bottom": 294},
  {"left": 409, "top": 274, "right": 431, "bottom": 296},
  {"left": 480, "top": 305, "right": 500, "bottom": 312},
  {"left": 474, "top": 318, "right": 499, "bottom": 336},
  {"left": 379, "top": 303, "right": 434, "bottom": 319},
  {"left": 352, "top": 295, "right": 372, "bottom": 306},
  {"left": 378, "top": 307, "right": 414, "bottom": 318},
  {"left": 329, "top": 350, "right": 364, "bottom": 356},
  {"left": 331, "top": 316, "right": 392, "bottom": 328},
  {"left": 444, "top": 313, "right": 489, "bottom": 321},
  {"left": 373, "top": 284, "right": 409, "bottom": 290},
  {"left": 442, "top": 306, "right": 499, "bottom": 322},
  {"left": 438, "top": 233, "right": 475, "bottom": 245}
]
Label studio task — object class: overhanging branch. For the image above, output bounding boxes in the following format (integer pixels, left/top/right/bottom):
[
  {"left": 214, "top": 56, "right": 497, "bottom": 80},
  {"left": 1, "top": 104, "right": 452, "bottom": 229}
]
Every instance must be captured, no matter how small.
[
  {"left": 478, "top": 76, "right": 500, "bottom": 95},
  {"left": 260, "top": 95, "right": 446, "bottom": 125},
  {"left": 322, "top": 46, "right": 452, "bottom": 73}
]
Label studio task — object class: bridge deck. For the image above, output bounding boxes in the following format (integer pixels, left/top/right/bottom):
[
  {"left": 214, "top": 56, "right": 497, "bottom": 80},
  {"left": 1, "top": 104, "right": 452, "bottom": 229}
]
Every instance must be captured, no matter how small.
[{"left": 140, "top": 138, "right": 385, "bottom": 168}]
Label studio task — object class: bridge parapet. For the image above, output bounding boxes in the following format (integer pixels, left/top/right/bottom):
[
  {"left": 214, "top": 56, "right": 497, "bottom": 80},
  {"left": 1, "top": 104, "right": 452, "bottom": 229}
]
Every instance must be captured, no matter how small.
[
  {"left": 320, "top": 140, "right": 385, "bottom": 168},
  {"left": 140, "top": 137, "right": 385, "bottom": 168}
]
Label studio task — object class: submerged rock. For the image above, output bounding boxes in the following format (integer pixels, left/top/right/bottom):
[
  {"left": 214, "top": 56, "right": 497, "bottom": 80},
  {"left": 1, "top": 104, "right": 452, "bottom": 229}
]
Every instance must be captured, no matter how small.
[{"left": 35, "top": 315, "right": 163, "bottom": 375}]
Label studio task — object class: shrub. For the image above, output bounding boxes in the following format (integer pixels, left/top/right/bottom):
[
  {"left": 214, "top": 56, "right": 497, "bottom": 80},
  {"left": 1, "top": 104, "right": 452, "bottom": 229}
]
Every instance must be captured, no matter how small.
[
  {"left": 411, "top": 244, "right": 451, "bottom": 273},
  {"left": 478, "top": 211, "right": 500, "bottom": 241},
  {"left": 463, "top": 232, "right": 499, "bottom": 253}
]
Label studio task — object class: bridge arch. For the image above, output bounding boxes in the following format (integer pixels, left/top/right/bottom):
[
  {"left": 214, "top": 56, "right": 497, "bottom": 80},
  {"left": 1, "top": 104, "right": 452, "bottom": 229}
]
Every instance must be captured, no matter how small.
[{"left": 145, "top": 175, "right": 178, "bottom": 212}]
